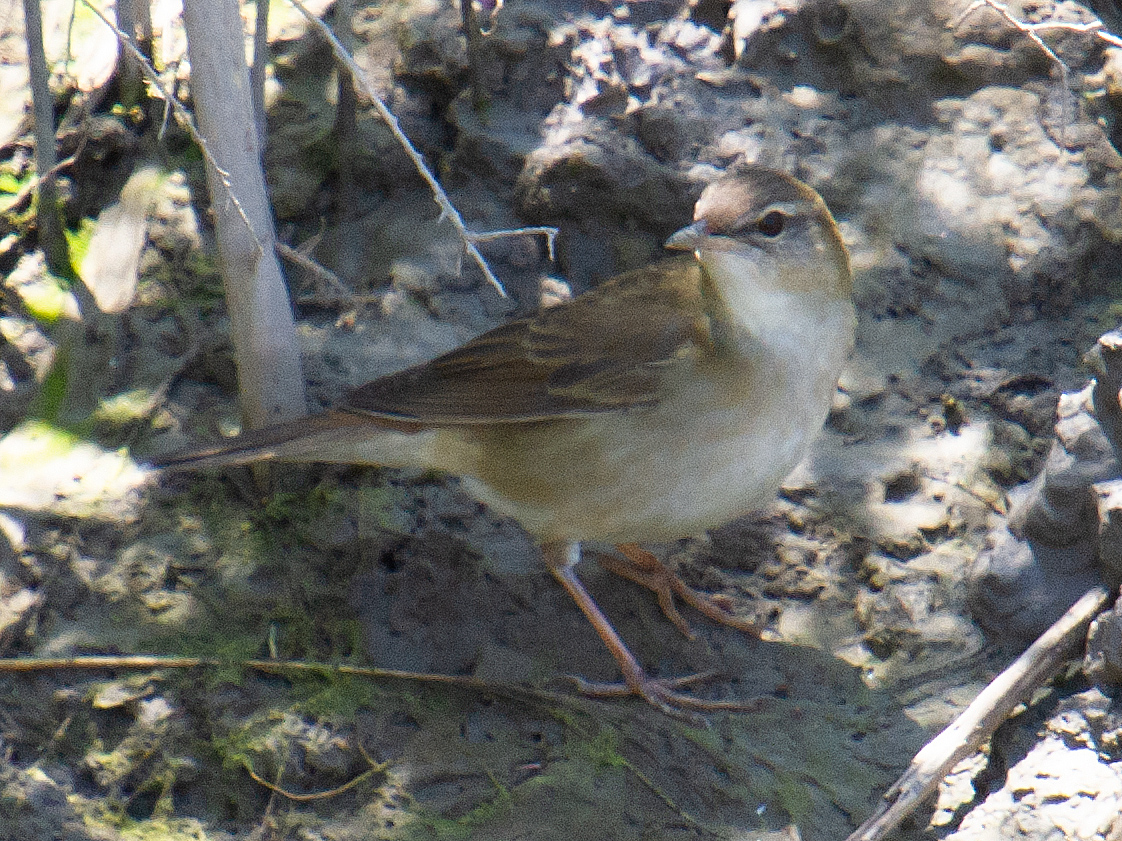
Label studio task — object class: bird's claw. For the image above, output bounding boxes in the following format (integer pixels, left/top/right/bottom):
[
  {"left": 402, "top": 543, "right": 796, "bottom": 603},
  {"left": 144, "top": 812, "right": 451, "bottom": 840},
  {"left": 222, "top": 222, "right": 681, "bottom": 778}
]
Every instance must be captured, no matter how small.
[
  {"left": 562, "top": 671, "right": 764, "bottom": 724},
  {"left": 599, "top": 544, "right": 766, "bottom": 639}
]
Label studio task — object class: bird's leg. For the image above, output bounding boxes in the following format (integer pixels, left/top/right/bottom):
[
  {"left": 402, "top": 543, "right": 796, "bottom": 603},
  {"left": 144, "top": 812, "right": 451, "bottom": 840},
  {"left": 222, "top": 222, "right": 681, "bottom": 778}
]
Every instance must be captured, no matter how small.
[
  {"left": 543, "top": 542, "right": 759, "bottom": 719},
  {"left": 596, "top": 543, "right": 765, "bottom": 639}
]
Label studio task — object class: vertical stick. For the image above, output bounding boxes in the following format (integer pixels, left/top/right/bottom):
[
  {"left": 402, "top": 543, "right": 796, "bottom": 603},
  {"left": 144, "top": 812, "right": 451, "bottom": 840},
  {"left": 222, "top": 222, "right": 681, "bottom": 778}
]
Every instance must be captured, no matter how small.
[{"left": 182, "top": 0, "right": 306, "bottom": 428}]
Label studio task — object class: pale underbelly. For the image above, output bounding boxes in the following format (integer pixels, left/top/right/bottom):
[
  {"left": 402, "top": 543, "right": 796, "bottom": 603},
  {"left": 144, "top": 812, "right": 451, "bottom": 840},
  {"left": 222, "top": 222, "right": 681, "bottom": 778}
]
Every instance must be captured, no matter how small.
[
  {"left": 439, "top": 390, "right": 825, "bottom": 544},
  {"left": 426, "top": 295, "right": 853, "bottom": 545}
]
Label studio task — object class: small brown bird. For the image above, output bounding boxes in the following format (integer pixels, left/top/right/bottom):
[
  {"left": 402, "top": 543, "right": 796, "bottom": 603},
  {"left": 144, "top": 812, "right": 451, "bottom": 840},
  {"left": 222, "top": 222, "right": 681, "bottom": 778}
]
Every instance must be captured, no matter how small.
[{"left": 153, "top": 166, "right": 855, "bottom": 717}]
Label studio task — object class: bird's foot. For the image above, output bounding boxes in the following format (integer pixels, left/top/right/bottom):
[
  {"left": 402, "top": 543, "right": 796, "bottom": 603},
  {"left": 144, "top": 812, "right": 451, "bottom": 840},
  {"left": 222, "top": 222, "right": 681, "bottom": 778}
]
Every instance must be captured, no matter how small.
[
  {"left": 564, "top": 671, "right": 763, "bottom": 723},
  {"left": 544, "top": 543, "right": 758, "bottom": 722},
  {"left": 599, "top": 544, "right": 766, "bottom": 640}
]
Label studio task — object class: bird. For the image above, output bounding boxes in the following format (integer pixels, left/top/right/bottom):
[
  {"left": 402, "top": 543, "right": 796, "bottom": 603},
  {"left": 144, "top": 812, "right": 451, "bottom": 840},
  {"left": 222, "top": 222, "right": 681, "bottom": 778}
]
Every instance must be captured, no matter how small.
[{"left": 151, "top": 166, "right": 856, "bottom": 718}]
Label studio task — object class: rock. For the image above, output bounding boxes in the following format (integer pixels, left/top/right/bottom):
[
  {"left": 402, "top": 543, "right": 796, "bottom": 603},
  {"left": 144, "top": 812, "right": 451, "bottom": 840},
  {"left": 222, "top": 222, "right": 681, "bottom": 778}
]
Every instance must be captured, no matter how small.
[
  {"left": 969, "top": 382, "right": 1121, "bottom": 643},
  {"left": 1084, "top": 599, "right": 1122, "bottom": 685},
  {"left": 1095, "top": 479, "right": 1122, "bottom": 587},
  {"left": 0, "top": 588, "right": 42, "bottom": 652},
  {"left": 1009, "top": 448, "right": 1101, "bottom": 549},
  {"left": 949, "top": 690, "right": 1122, "bottom": 841},
  {"left": 953, "top": 741, "right": 1122, "bottom": 840},
  {"left": 969, "top": 515, "right": 1101, "bottom": 643},
  {"left": 515, "top": 137, "right": 691, "bottom": 234}
]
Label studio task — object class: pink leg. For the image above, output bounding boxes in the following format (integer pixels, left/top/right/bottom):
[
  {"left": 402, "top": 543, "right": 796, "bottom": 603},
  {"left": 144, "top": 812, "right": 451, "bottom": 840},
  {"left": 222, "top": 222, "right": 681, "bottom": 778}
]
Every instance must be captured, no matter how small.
[
  {"left": 543, "top": 542, "right": 759, "bottom": 720},
  {"left": 595, "top": 543, "right": 764, "bottom": 640}
]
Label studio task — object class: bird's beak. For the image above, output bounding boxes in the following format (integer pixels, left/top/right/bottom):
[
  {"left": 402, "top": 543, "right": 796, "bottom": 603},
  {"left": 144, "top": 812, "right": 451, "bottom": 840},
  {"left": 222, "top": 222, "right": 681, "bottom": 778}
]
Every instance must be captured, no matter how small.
[{"left": 664, "top": 220, "right": 708, "bottom": 252}]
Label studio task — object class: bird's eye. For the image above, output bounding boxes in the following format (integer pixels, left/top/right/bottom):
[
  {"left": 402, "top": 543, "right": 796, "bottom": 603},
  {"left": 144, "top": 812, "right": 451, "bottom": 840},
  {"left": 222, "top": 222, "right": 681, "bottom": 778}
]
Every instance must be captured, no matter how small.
[{"left": 756, "top": 210, "right": 787, "bottom": 237}]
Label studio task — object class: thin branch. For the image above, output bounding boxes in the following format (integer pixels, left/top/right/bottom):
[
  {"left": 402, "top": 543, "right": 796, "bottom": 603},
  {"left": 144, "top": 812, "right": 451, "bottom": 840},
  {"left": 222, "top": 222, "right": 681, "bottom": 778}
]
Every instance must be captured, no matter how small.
[
  {"left": 953, "top": 0, "right": 1055, "bottom": 65},
  {"left": 245, "top": 762, "right": 382, "bottom": 801},
  {"left": 23, "top": 0, "right": 67, "bottom": 273},
  {"left": 275, "top": 241, "right": 351, "bottom": 298},
  {"left": 949, "top": 0, "right": 1122, "bottom": 143},
  {"left": 847, "top": 585, "right": 1111, "bottom": 841},
  {"left": 0, "top": 653, "right": 593, "bottom": 711},
  {"left": 952, "top": 0, "right": 1122, "bottom": 59},
  {"left": 461, "top": 0, "right": 486, "bottom": 108},
  {"left": 87, "top": 0, "right": 557, "bottom": 299},
  {"left": 286, "top": 0, "right": 501, "bottom": 293},
  {"left": 471, "top": 226, "right": 559, "bottom": 261},
  {"left": 287, "top": 0, "right": 558, "bottom": 297},
  {"left": 78, "top": 0, "right": 263, "bottom": 259}
]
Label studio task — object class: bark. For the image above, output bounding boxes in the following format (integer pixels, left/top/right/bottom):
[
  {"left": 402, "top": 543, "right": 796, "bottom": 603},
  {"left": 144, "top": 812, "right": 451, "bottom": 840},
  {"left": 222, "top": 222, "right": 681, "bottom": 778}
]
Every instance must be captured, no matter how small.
[{"left": 182, "top": 0, "right": 305, "bottom": 428}]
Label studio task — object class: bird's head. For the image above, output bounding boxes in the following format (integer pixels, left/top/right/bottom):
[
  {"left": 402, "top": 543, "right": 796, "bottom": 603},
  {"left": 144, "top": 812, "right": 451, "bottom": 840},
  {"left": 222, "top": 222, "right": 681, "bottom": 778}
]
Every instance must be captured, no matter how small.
[{"left": 666, "top": 167, "right": 852, "bottom": 307}]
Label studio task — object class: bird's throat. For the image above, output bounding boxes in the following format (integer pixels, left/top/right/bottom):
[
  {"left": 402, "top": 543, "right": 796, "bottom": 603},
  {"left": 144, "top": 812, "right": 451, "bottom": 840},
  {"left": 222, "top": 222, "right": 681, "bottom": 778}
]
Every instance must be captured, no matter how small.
[{"left": 702, "top": 250, "right": 854, "bottom": 369}]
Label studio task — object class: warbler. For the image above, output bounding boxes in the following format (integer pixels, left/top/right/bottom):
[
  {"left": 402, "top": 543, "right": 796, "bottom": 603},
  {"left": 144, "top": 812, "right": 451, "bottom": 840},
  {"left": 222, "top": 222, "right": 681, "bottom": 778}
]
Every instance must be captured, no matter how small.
[{"left": 153, "top": 166, "right": 856, "bottom": 717}]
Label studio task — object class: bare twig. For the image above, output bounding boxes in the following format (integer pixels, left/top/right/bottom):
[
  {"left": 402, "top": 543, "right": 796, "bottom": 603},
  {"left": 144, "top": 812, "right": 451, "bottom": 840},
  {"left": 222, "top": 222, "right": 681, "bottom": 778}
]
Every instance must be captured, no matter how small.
[
  {"left": 78, "top": 0, "right": 263, "bottom": 257},
  {"left": 847, "top": 585, "right": 1111, "bottom": 841},
  {"left": 23, "top": 0, "right": 67, "bottom": 273},
  {"left": 328, "top": 0, "right": 363, "bottom": 281},
  {"left": 461, "top": 0, "right": 486, "bottom": 108},
  {"left": 275, "top": 241, "right": 351, "bottom": 299},
  {"left": 952, "top": 0, "right": 1122, "bottom": 50},
  {"left": 86, "top": 0, "right": 556, "bottom": 299},
  {"left": 245, "top": 762, "right": 383, "bottom": 801},
  {"left": 0, "top": 653, "right": 591, "bottom": 711},
  {"left": 953, "top": 0, "right": 1076, "bottom": 131},
  {"left": 950, "top": 0, "right": 1122, "bottom": 143},
  {"left": 286, "top": 0, "right": 559, "bottom": 297},
  {"left": 116, "top": 0, "right": 144, "bottom": 104},
  {"left": 471, "top": 226, "right": 559, "bottom": 261}
]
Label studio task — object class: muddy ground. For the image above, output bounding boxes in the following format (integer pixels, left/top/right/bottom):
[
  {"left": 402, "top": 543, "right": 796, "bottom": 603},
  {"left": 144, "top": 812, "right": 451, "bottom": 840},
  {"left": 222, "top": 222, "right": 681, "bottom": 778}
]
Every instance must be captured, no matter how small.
[{"left": 1, "top": 0, "right": 1122, "bottom": 839}]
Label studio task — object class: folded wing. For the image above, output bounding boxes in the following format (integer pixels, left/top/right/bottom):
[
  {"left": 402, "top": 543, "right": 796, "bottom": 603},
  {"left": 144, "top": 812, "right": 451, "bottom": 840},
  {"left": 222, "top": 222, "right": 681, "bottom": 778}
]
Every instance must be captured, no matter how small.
[{"left": 343, "top": 257, "right": 718, "bottom": 424}]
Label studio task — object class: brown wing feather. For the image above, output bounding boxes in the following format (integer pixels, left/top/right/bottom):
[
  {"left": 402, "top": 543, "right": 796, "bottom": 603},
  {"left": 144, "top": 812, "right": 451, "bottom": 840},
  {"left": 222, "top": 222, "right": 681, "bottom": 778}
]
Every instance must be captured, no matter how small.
[{"left": 342, "top": 256, "right": 717, "bottom": 425}]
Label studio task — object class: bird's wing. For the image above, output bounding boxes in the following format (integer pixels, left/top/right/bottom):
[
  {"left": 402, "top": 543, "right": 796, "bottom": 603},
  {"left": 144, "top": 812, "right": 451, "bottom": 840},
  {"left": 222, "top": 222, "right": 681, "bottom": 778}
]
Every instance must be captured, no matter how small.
[{"left": 342, "top": 256, "right": 719, "bottom": 424}]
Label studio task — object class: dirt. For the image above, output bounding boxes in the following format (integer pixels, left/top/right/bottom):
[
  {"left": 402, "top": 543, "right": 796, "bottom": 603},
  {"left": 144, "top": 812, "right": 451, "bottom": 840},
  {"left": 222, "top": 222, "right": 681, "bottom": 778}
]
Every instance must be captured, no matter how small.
[{"left": 1, "top": 0, "right": 1122, "bottom": 839}]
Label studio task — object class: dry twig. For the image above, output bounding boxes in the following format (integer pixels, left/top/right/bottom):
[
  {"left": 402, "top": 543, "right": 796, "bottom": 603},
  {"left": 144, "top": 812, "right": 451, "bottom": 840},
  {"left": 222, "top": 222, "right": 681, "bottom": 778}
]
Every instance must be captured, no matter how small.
[
  {"left": 78, "top": 1, "right": 348, "bottom": 305},
  {"left": 953, "top": 0, "right": 1122, "bottom": 60},
  {"left": 847, "top": 584, "right": 1111, "bottom": 841},
  {"left": 952, "top": 0, "right": 1122, "bottom": 137},
  {"left": 78, "top": 0, "right": 259, "bottom": 256},
  {"left": 245, "top": 761, "right": 383, "bottom": 802},
  {"left": 287, "top": 0, "right": 560, "bottom": 296},
  {"left": 86, "top": 0, "right": 556, "bottom": 299},
  {"left": 276, "top": 241, "right": 351, "bottom": 299},
  {"left": 0, "top": 653, "right": 590, "bottom": 710}
]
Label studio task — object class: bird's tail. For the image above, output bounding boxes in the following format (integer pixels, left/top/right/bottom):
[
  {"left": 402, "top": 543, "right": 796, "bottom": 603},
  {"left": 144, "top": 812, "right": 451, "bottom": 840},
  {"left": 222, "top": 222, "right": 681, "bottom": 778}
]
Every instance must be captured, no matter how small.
[{"left": 149, "top": 410, "right": 431, "bottom": 471}]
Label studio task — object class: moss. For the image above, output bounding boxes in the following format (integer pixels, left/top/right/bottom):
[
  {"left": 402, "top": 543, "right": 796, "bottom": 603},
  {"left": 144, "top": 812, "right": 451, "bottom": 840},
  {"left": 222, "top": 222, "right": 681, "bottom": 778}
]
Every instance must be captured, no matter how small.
[
  {"left": 0, "top": 168, "right": 28, "bottom": 200},
  {"left": 419, "top": 773, "right": 514, "bottom": 840},
  {"left": 773, "top": 769, "right": 814, "bottom": 825},
  {"left": 579, "top": 730, "right": 626, "bottom": 770},
  {"left": 113, "top": 814, "right": 218, "bottom": 841},
  {"left": 0, "top": 159, "right": 38, "bottom": 224},
  {"left": 297, "top": 674, "right": 388, "bottom": 721},
  {"left": 92, "top": 388, "right": 161, "bottom": 426},
  {"left": 207, "top": 711, "right": 288, "bottom": 778}
]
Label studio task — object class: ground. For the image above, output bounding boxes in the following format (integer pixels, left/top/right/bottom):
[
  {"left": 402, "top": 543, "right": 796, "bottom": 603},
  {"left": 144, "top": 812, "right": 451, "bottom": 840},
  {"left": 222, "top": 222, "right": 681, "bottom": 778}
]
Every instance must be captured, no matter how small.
[{"left": 0, "top": 0, "right": 1122, "bottom": 839}]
